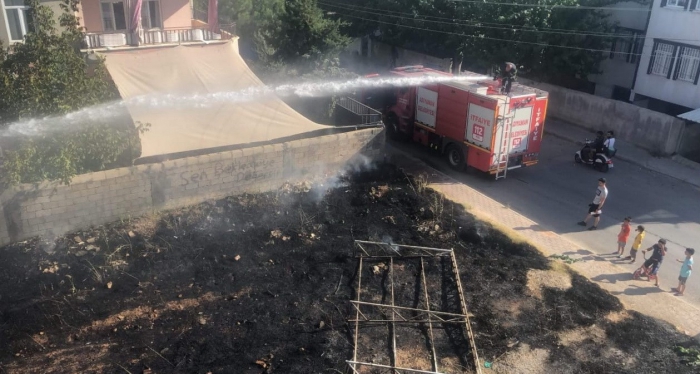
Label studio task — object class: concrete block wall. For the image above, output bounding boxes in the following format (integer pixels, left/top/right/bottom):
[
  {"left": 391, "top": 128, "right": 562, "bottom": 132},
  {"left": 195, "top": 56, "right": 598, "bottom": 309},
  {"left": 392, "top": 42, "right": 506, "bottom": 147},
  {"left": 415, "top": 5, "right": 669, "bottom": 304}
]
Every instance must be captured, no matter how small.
[
  {"left": 520, "top": 78, "right": 686, "bottom": 156},
  {"left": 0, "top": 127, "right": 384, "bottom": 246}
]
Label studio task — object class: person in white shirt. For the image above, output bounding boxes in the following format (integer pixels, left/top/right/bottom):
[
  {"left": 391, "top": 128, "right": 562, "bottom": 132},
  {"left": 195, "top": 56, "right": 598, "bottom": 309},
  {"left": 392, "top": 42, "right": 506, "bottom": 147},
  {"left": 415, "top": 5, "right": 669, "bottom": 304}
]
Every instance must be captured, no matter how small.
[
  {"left": 578, "top": 177, "right": 608, "bottom": 230},
  {"left": 603, "top": 131, "right": 616, "bottom": 156}
]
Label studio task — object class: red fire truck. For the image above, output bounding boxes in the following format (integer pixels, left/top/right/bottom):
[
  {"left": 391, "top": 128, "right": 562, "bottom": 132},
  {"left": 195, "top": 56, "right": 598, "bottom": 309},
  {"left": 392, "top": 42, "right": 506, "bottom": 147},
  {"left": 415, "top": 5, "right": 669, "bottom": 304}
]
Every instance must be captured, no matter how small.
[{"left": 359, "top": 66, "right": 549, "bottom": 179}]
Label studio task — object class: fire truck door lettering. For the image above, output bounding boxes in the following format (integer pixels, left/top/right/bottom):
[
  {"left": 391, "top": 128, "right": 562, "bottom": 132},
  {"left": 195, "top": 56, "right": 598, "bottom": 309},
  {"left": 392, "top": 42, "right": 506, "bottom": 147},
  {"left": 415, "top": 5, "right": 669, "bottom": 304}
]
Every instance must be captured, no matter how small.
[
  {"left": 466, "top": 104, "right": 496, "bottom": 149},
  {"left": 415, "top": 87, "right": 438, "bottom": 128}
]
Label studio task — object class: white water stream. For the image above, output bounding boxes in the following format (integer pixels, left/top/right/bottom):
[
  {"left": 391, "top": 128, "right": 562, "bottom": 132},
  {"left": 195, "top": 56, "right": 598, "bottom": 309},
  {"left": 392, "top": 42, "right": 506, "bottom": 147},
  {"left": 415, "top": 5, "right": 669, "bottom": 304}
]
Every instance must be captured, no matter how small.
[{"left": 0, "top": 74, "right": 489, "bottom": 138}]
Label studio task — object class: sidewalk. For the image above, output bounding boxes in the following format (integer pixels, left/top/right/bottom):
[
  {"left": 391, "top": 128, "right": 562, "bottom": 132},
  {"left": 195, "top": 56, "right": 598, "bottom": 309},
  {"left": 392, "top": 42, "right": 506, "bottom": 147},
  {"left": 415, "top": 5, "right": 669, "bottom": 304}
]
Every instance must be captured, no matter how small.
[
  {"left": 387, "top": 147, "right": 700, "bottom": 338},
  {"left": 544, "top": 118, "right": 700, "bottom": 188}
]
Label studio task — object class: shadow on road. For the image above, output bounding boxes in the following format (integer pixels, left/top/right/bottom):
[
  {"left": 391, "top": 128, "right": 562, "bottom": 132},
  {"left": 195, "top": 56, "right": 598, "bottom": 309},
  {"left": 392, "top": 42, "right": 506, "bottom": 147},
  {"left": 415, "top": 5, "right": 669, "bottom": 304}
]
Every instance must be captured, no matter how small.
[
  {"left": 592, "top": 272, "right": 633, "bottom": 284},
  {"left": 611, "top": 285, "right": 664, "bottom": 296}
]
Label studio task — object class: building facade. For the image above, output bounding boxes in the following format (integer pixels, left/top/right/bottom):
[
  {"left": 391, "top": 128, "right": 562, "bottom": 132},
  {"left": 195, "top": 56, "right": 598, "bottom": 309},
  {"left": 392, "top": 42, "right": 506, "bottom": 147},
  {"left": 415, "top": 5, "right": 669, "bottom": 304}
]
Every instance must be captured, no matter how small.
[
  {"left": 2, "top": 0, "right": 229, "bottom": 51},
  {"left": 630, "top": 0, "right": 700, "bottom": 114},
  {"left": 588, "top": 1, "right": 650, "bottom": 101},
  {"left": 1, "top": 0, "right": 64, "bottom": 47}
]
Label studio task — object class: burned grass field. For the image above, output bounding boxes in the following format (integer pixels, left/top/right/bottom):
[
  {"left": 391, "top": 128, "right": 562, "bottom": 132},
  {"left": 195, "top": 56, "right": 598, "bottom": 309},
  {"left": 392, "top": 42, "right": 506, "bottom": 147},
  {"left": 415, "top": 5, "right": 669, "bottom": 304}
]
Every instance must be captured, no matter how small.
[{"left": 0, "top": 164, "right": 698, "bottom": 374}]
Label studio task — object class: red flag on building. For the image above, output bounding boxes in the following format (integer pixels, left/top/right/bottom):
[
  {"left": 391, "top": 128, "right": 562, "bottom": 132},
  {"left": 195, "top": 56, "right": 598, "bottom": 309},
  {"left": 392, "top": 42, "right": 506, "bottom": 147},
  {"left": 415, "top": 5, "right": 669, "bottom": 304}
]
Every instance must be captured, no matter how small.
[{"left": 129, "top": 0, "right": 142, "bottom": 45}]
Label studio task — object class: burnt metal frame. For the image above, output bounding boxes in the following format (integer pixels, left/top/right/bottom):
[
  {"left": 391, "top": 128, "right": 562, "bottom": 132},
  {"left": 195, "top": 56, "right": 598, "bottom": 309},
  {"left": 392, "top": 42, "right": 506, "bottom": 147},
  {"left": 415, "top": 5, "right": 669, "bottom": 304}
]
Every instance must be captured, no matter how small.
[{"left": 348, "top": 240, "right": 482, "bottom": 374}]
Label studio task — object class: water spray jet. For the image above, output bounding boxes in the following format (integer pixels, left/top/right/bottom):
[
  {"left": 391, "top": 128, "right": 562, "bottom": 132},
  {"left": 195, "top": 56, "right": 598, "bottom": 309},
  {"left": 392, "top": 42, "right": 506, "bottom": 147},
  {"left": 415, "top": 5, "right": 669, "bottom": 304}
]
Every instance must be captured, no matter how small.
[{"left": 0, "top": 74, "right": 489, "bottom": 138}]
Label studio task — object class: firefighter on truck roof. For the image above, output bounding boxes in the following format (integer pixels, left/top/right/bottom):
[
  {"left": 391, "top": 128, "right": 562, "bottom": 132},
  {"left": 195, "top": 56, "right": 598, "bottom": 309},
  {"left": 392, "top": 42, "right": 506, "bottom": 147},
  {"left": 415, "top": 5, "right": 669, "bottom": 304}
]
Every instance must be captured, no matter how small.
[{"left": 494, "top": 62, "right": 517, "bottom": 95}]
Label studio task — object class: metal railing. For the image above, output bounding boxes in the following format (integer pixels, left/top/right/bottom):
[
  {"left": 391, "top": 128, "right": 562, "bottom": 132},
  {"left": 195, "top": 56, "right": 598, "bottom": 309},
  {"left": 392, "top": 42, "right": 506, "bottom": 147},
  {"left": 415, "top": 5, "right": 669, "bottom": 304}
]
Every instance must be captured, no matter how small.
[
  {"left": 84, "top": 26, "right": 233, "bottom": 50},
  {"left": 336, "top": 97, "right": 383, "bottom": 125}
]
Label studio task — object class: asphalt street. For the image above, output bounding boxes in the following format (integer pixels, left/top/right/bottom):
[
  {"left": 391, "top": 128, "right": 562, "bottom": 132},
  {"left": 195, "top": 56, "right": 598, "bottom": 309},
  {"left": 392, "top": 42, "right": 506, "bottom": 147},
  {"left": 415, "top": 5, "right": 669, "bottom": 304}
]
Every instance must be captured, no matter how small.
[{"left": 389, "top": 134, "right": 700, "bottom": 308}]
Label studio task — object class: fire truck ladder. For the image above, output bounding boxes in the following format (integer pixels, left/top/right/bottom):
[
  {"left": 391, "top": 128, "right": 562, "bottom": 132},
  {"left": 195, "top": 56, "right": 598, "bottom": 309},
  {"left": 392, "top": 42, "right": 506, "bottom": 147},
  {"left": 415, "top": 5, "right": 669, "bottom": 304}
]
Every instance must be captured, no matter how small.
[{"left": 494, "top": 97, "right": 516, "bottom": 180}]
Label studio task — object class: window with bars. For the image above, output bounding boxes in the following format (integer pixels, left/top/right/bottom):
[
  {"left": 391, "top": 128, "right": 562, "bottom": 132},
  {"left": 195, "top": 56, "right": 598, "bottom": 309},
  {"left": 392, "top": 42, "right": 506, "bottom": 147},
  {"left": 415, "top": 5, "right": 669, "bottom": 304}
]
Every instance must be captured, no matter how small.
[
  {"left": 141, "top": 0, "right": 162, "bottom": 29},
  {"left": 3, "top": 0, "right": 31, "bottom": 42},
  {"left": 649, "top": 42, "right": 676, "bottom": 77},
  {"left": 675, "top": 47, "right": 700, "bottom": 83},
  {"left": 665, "top": 0, "right": 688, "bottom": 7}
]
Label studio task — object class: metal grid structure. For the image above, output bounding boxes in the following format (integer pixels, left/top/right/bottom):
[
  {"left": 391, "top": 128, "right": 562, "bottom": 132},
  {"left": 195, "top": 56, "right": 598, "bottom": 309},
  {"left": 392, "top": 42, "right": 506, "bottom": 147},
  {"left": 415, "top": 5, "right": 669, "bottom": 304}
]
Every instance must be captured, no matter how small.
[{"left": 348, "top": 240, "right": 482, "bottom": 374}]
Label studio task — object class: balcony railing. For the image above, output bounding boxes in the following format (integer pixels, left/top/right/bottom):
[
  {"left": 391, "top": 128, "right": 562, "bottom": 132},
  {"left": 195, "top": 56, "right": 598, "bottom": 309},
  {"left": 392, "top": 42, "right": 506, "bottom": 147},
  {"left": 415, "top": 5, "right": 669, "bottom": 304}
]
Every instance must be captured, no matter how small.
[
  {"left": 337, "top": 97, "right": 383, "bottom": 125},
  {"left": 84, "top": 26, "right": 233, "bottom": 50}
]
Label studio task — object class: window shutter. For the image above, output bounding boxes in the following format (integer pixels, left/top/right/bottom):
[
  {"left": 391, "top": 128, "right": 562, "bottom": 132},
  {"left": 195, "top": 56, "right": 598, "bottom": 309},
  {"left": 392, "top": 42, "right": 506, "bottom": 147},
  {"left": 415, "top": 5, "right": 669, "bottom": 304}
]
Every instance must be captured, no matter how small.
[
  {"left": 610, "top": 39, "right": 617, "bottom": 59},
  {"left": 625, "top": 36, "right": 634, "bottom": 63},
  {"left": 647, "top": 41, "right": 658, "bottom": 74},
  {"left": 673, "top": 47, "right": 684, "bottom": 80},
  {"left": 691, "top": 0, "right": 698, "bottom": 10},
  {"left": 694, "top": 62, "right": 700, "bottom": 85},
  {"left": 667, "top": 45, "right": 679, "bottom": 79},
  {"left": 630, "top": 35, "right": 640, "bottom": 64},
  {"left": 660, "top": 0, "right": 667, "bottom": 7}
]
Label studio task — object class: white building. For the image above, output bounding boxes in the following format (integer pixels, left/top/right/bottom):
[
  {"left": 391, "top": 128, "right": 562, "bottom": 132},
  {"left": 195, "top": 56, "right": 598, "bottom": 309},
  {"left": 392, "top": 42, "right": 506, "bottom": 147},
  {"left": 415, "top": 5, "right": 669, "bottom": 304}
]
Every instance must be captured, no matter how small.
[
  {"left": 589, "top": 1, "right": 649, "bottom": 101},
  {"left": 631, "top": 0, "right": 700, "bottom": 114}
]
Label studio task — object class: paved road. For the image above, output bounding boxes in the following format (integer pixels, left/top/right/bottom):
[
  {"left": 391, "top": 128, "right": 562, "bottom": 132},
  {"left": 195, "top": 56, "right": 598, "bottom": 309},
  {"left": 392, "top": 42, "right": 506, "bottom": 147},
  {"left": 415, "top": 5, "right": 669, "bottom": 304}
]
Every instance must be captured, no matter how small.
[{"left": 389, "top": 134, "right": 700, "bottom": 308}]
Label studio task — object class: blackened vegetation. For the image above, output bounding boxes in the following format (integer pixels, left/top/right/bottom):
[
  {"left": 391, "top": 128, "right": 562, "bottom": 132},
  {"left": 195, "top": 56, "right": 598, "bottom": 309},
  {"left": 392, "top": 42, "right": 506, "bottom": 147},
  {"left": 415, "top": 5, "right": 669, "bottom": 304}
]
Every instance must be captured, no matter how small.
[{"left": 0, "top": 163, "right": 696, "bottom": 373}]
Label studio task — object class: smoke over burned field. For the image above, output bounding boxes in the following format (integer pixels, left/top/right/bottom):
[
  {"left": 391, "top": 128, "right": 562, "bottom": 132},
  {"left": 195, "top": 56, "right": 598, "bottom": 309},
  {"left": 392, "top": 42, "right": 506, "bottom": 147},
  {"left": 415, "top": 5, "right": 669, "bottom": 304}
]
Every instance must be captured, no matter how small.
[{"left": 0, "top": 164, "right": 696, "bottom": 373}]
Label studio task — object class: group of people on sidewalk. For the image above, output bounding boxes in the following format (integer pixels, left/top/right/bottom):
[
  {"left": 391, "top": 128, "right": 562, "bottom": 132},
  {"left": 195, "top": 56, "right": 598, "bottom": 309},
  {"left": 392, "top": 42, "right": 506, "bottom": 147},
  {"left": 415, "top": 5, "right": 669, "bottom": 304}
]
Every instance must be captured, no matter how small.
[{"left": 578, "top": 178, "right": 695, "bottom": 296}]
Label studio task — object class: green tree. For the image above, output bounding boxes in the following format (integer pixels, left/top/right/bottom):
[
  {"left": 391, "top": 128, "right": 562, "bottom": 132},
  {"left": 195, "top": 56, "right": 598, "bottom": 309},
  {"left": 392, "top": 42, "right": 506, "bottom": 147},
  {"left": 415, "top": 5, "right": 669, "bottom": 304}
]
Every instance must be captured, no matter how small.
[
  {"left": 332, "top": 0, "right": 621, "bottom": 83},
  {"left": 0, "top": 0, "right": 143, "bottom": 186},
  {"left": 272, "top": 0, "right": 351, "bottom": 63},
  {"left": 214, "top": 0, "right": 350, "bottom": 70}
]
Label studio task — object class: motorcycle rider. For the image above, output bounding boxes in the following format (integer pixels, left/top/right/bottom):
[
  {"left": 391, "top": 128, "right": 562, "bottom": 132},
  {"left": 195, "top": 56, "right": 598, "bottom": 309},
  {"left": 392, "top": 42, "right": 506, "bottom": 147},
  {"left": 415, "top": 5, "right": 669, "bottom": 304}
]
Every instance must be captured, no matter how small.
[
  {"left": 604, "top": 130, "right": 616, "bottom": 157},
  {"left": 588, "top": 131, "right": 605, "bottom": 162}
]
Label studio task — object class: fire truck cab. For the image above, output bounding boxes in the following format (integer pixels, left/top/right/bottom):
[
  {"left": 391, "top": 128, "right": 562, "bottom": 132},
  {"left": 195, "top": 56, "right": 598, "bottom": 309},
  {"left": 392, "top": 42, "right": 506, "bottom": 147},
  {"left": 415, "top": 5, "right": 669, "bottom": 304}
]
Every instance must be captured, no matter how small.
[{"left": 360, "top": 65, "right": 549, "bottom": 179}]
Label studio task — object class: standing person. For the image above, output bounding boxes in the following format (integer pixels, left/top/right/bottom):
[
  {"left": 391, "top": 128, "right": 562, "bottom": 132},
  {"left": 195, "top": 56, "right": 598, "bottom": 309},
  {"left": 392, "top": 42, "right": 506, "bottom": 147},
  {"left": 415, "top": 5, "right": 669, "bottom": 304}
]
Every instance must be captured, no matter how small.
[
  {"left": 615, "top": 217, "right": 632, "bottom": 257},
  {"left": 624, "top": 225, "right": 646, "bottom": 263},
  {"left": 577, "top": 178, "right": 608, "bottom": 230},
  {"left": 641, "top": 239, "right": 667, "bottom": 287},
  {"left": 494, "top": 62, "right": 517, "bottom": 94},
  {"left": 674, "top": 248, "right": 695, "bottom": 296}
]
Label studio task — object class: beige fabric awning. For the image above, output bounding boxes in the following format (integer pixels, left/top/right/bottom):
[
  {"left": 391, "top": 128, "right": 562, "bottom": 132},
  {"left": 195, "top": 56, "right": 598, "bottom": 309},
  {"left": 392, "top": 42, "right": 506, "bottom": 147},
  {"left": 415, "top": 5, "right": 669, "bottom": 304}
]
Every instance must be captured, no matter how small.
[{"left": 100, "top": 40, "right": 327, "bottom": 158}]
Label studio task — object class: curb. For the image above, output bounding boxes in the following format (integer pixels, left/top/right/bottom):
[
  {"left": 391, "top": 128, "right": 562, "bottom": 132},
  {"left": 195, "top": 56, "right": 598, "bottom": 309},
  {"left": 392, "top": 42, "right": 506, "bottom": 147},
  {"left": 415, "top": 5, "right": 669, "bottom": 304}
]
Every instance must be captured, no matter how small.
[{"left": 544, "top": 129, "right": 700, "bottom": 189}]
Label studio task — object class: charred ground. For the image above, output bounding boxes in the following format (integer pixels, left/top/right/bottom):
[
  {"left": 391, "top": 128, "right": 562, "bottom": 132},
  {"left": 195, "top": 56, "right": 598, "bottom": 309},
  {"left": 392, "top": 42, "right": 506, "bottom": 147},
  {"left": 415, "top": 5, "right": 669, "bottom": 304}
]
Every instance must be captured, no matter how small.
[{"left": 0, "top": 164, "right": 697, "bottom": 373}]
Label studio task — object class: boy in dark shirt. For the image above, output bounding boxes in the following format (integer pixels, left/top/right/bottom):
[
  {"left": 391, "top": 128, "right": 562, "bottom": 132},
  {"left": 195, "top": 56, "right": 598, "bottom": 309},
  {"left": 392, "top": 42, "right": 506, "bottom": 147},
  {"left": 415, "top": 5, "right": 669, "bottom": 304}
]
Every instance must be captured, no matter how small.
[{"left": 642, "top": 239, "right": 667, "bottom": 287}]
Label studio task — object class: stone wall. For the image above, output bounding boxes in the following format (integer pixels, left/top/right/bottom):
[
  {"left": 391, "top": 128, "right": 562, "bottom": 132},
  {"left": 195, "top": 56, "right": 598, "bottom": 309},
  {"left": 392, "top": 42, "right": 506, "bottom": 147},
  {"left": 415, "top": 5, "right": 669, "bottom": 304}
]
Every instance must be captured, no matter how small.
[
  {"left": 0, "top": 127, "right": 384, "bottom": 246},
  {"left": 520, "top": 78, "right": 686, "bottom": 156}
]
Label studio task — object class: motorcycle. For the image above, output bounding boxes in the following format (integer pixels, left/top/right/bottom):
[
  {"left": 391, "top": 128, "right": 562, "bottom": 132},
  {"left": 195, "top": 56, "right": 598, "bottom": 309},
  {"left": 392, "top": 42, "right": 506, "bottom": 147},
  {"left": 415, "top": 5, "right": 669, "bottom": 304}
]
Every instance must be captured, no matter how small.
[{"left": 574, "top": 139, "right": 615, "bottom": 172}]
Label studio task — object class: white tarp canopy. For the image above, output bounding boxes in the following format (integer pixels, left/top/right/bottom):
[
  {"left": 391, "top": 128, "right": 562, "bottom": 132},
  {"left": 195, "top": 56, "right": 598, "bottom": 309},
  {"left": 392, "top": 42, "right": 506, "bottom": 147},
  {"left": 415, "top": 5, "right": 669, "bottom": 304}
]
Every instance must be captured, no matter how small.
[{"left": 100, "top": 40, "right": 327, "bottom": 158}]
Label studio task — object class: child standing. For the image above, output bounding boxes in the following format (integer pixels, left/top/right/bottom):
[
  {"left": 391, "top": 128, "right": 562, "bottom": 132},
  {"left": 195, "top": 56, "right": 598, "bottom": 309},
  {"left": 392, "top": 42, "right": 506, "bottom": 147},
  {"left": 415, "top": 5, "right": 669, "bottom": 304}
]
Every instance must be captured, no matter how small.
[
  {"left": 674, "top": 248, "right": 695, "bottom": 296},
  {"left": 615, "top": 217, "right": 632, "bottom": 257},
  {"left": 625, "top": 225, "right": 646, "bottom": 263}
]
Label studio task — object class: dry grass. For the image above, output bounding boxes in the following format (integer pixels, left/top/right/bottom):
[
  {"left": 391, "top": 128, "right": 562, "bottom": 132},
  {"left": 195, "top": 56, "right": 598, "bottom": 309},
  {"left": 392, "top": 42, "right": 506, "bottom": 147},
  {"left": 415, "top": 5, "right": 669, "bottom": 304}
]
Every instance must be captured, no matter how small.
[{"left": 525, "top": 269, "right": 572, "bottom": 299}]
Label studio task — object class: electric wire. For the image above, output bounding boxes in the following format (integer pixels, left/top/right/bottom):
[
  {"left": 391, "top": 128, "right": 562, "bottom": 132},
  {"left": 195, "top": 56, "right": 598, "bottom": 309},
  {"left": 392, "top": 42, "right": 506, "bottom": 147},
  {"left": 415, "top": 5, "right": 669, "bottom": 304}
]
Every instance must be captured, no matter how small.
[
  {"left": 447, "top": 0, "right": 652, "bottom": 11},
  {"left": 326, "top": 11, "right": 646, "bottom": 56},
  {"left": 320, "top": 1, "right": 700, "bottom": 43}
]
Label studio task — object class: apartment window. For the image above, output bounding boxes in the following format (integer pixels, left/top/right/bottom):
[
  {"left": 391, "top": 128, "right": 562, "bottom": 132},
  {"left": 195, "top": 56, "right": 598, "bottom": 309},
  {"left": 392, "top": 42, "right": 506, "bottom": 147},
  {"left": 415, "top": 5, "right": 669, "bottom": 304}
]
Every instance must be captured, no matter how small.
[
  {"left": 3, "top": 0, "right": 31, "bottom": 42},
  {"left": 649, "top": 42, "right": 676, "bottom": 77},
  {"left": 675, "top": 47, "right": 700, "bottom": 83},
  {"left": 609, "top": 29, "right": 643, "bottom": 64},
  {"left": 100, "top": 0, "right": 127, "bottom": 31},
  {"left": 663, "top": 0, "right": 688, "bottom": 7},
  {"left": 141, "top": 0, "right": 161, "bottom": 29}
]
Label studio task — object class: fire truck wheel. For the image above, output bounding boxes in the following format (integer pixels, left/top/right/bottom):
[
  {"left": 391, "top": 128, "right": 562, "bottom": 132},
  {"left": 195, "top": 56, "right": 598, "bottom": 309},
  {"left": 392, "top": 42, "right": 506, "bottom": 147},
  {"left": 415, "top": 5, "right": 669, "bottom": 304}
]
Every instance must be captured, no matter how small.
[{"left": 445, "top": 144, "right": 466, "bottom": 171}]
